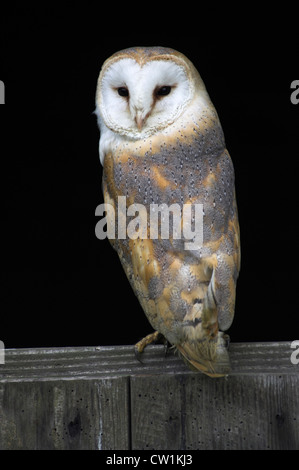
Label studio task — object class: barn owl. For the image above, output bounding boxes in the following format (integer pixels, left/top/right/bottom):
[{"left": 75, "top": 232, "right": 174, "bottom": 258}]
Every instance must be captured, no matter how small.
[{"left": 95, "top": 47, "right": 240, "bottom": 377}]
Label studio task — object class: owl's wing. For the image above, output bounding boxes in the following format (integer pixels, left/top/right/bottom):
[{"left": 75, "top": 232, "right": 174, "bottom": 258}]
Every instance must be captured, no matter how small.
[
  {"left": 177, "top": 196, "right": 240, "bottom": 377},
  {"left": 176, "top": 259, "right": 231, "bottom": 377}
]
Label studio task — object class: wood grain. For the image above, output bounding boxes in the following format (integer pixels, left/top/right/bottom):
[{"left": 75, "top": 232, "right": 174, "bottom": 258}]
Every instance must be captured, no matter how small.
[
  {"left": 130, "top": 373, "right": 299, "bottom": 449},
  {"left": 0, "top": 342, "right": 298, "bottom": 449},
  {"left": 0, "top": 378, "right": 129, "bottom": 450}
]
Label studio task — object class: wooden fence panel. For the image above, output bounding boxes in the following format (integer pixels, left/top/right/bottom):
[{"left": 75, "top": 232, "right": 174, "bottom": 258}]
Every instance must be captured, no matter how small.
[
  {"left": 130, "top": 373, "right": 299, "bottom": 450},
  {"left": 0, "top": 378, "right": 130, "bottom": 450},
  {"left": 0, "top": 342, "right": 298, "bottom": 450}
]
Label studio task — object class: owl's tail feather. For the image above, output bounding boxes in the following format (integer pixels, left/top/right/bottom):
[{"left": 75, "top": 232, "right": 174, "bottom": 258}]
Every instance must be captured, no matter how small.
[{"left": 177, "top": 332, "right": 231, "bottom": 378}]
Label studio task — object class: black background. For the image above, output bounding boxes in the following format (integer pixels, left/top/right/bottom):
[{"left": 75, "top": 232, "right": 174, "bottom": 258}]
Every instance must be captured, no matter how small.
[{"left": 1, "top": 5, "right": 298, "bottom": 349}]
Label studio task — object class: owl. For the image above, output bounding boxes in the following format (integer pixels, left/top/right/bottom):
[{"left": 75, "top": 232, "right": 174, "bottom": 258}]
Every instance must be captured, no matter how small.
[{"left": 95, "top": 47, "right": 240, "bottom": 377}]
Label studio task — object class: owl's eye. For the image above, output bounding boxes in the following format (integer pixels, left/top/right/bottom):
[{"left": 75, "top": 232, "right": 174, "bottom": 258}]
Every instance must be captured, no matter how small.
[
  {"left": 117, "top": 87, "right": 129, "bottom": 97},
  {"left": 156, "top": 86, "right": 172, "bottom": 96}
]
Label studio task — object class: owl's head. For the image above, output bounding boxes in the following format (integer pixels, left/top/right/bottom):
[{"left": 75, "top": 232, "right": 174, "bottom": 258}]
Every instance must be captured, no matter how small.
[{"left": 95, "top": 47, "right": 210, "bottom": 143}]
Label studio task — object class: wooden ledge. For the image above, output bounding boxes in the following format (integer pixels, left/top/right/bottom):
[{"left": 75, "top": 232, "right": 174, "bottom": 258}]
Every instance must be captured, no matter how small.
[{"left": 0, "top": 341, "right": 297, "bottom": 383}]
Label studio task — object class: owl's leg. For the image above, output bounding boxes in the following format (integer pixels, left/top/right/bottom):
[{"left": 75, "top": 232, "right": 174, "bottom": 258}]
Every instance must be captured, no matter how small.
[{"left": 134, "top": 331, "right": 166, "bottom": 363}]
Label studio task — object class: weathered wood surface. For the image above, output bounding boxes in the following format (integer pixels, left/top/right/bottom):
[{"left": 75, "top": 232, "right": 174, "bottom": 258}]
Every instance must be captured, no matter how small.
[{"left": 0, "top": 342, "right": 298, "bottom": 450}]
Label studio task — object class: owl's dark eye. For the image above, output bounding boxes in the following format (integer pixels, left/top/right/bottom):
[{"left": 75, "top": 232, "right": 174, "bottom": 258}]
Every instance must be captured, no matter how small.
[
  {"left": 118, "top": 87, "right": 129, "bottom": 97},
  {"left": 156, "top": 86, "right": 172, "bottom": 96}
]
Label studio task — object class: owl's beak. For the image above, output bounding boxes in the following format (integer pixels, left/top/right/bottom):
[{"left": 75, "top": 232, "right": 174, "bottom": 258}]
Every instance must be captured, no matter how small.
[{"left": 135, "top": 110, "right": 144, "bottom": 130}]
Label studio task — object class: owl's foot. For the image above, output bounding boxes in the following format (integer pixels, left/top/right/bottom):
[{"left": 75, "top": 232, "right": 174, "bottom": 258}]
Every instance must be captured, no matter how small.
[
  {"left": 223, "top": 333, "right": 230, "bottom": 349},
  {"left": 134, "top": 331, "right": 166, "bottom": 363}
]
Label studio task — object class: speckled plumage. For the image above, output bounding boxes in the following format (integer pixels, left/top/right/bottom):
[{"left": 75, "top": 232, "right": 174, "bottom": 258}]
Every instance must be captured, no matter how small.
[{"left": 96, "top": 47, "right": 240, "bottom": 377}]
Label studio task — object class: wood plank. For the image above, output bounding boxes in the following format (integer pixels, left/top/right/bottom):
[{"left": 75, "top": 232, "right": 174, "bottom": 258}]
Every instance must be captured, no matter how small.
[
  {"left": 0, "top": 342, "right": 297, "bottom": 382},
  {"left": 130, "top": 373, "right": 299, "bottom": 450},
  {"left": 97, "top": 377, "right": 130, "bottom": 450},
  {"left": 0, "top": 377, "right": 129, "bottom": 450}
]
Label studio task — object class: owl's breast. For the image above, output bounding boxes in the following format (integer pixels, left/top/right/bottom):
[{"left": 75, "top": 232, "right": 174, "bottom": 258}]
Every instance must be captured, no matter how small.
[{"left": 103, "top": 124, "right": 236, "bottom": 247}]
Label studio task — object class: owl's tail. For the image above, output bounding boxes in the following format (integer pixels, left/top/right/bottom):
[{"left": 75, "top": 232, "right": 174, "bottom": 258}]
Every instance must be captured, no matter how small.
[{"left": 176, "top": 331, "right": 231, "bottom": 377}]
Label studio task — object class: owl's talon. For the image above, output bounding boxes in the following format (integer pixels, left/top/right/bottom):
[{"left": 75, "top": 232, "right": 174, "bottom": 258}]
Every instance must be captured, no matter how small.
[
  {"left": 163, "top": 339, "right": 172, "bottom": 357},
  {"left": 219, "top": 332, "right": 230, "bottom": 349},
  {"left": 223, "top": 333, "right": 230, "bottom": 349},
  {"left": 134, "top": 331, "right": 164, "bottom": 363},
  {"left": 134, "top": 345, "right": 144, "bottom": 364}
]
